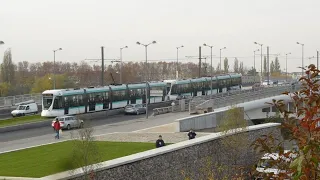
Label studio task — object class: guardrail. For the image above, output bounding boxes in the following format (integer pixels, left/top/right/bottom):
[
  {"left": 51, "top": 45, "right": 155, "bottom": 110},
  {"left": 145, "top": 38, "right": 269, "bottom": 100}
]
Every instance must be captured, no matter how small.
[{"left": 189, "top": 84, "right": 299, "bottom": 114}]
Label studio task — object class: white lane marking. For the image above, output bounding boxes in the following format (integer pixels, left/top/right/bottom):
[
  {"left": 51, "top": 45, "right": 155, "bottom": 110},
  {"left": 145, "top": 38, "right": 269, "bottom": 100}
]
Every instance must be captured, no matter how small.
[{"left": 132, "top": 123, "right": 175, "bottom": 132}]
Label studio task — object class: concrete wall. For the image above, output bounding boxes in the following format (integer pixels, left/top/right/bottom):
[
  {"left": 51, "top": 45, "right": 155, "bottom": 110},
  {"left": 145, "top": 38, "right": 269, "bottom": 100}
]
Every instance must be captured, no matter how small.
[
  {"left": 175, "top": 107, "right": 244, "bottom": 132},
  {"left": 41, "top": 123, "right": 281, "bottom": 180}
]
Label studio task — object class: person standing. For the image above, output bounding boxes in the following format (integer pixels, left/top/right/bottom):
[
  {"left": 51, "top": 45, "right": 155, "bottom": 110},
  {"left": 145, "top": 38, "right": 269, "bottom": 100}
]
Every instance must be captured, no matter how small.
[
  {"left": 156, "top": 135, "right": 165, "bottom": 148},
  {"left": 53, "top": 118, "right": 61, "bottom": 139},
  {"left": 188, "top": 129, "right": 197, "bottom": 140}
]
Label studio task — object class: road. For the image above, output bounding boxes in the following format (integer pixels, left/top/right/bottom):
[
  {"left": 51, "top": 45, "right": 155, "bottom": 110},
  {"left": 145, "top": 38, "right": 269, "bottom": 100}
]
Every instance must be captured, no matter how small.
[{"left": 0, "top": 112, "right": 190, "bottom": 153}]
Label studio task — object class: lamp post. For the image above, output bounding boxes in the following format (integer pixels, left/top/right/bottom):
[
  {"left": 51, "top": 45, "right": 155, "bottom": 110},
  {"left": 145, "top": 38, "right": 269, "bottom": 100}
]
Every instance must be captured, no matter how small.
[
  {"left": 53, "top": 48, "right": 62, "bottom": 89},
  {"left": 136, "top": 41, "right": 156, "bottom": 119},
  {"left": 296, "top": 42, "right": 304, "bottom": 76},
  {"left": 254, "top": 42, "right": 263, "bottom": 82},
  {"left": 203, "top": 43, "right": 214, "bottom": 95},
  {"left": 285, "top": 53, "right": 291, "bottom": 82},
  {"left": 253, "top": 49, "right": 260, "bottom": 82},
  {"left": 120, "top": 46, "right": 128, "bottom": 84},
  {"left": 176, "top": 45, "right": 184, "bottom": 79},
  {"left": 219, "top": 47, "right": 226, "bottom": 73}
]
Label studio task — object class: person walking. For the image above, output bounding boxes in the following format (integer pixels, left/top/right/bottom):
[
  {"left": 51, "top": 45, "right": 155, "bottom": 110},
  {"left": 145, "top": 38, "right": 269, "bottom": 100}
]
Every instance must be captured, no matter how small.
[
  {"left": 155, "top": 135, "right": 165, "bottom": 148},
  {"left": 53, "top": 118, "right": 61, "bottom": 139},
  {"left": 188, "top": 129, "right": 197, "bottom": 140}
]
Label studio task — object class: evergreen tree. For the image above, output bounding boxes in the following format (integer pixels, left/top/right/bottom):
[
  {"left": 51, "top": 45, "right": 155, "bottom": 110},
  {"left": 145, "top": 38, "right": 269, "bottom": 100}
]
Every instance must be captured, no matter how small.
[
  {"left": 270, "top": 61, "right": 275, "bottom": 75},
  {"left": 233, "top": 58, "right": 239, "bottom": 73},
  {"left": 224, "top": 58, "right": 229, "bottom": 73},
  {"left": 274, "top": 57, "right": 281, "bottom": 73}
]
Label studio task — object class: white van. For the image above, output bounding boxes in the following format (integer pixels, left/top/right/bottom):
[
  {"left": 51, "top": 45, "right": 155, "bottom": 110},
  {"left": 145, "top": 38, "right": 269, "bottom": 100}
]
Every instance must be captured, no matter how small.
[{"left": 11, "top": 100, "right": 38, "bottom": 117}]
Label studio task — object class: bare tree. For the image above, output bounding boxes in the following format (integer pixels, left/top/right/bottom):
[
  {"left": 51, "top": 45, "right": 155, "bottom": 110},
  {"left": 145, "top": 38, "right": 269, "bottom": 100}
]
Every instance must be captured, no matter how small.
[{"left": 69, "top": 118, "right": 102, "bottom": 180}]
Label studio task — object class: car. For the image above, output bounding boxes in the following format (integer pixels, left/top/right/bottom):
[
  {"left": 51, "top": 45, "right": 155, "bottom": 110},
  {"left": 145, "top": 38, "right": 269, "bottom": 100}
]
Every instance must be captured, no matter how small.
[
  {"left": 124, "top": 104, "right": 146, "bottom": 115},
  {"left": 11, "top": 101, "right": 38, "bottom": 117},
  {"left": 51, "top": 115, "right": 84, "bottom": 130},
  {"left": 252, "top": 83, "right": 263, "bottom": 90}
]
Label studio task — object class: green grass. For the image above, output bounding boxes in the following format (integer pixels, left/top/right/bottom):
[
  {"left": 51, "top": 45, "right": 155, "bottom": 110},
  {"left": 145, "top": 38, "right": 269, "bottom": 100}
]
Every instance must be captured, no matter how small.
[
  {"left": 0, "top": 115, "right": 49, "bottom": 127},
  {"left": 0, "top": 141, "right": 155, "bottom": 178}
]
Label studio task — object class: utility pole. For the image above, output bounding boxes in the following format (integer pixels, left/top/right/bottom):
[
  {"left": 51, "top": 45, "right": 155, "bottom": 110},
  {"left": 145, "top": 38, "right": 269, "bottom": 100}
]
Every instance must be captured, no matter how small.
[
  {"left": 101, "top": 46, "right": 104, "bottom": 86},
  {"left": 267, "top": 46, "right": 270, "bottom": 85},
  {"left": 317, "top": 50, "right": 319, "bottom": 70},
  {"left": 199, "top": 46, "right": 201, "bottom": 77}
]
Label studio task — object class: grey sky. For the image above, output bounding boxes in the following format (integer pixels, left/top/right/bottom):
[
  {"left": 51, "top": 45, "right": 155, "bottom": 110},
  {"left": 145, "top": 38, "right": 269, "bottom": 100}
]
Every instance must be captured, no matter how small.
[{"left": 1, "top": 0, "right": 320, "bottom": 72}]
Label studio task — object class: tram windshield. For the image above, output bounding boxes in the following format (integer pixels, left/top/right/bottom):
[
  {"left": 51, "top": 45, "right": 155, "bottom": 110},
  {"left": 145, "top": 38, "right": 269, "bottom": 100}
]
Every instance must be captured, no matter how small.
[{"left": 42, "top": 94, "right": 53, "bottom": 110}]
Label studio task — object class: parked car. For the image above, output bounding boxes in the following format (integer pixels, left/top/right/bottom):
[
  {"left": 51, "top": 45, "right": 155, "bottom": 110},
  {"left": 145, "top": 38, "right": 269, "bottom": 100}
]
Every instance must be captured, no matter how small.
[
  {"left": 11, "top": 101, "right": 38, "bottom": 117},
  {"left": 51, "top": 115, "right": 84, "bottom": 130},
  {"left": 252, "top": 83, "right": 263, "bottom": 90},
  {"left": 124, "top": 104, "right": 146, "bottom": 115}
]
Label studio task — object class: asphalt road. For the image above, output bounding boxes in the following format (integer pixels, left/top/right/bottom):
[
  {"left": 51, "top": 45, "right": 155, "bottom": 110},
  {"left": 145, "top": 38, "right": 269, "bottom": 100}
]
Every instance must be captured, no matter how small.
[
  {"left": 0, "top": 112, "right": 190, "bottom": 153},
  {"left": 0, "top": 112, "right": 152, "bottom": 142}
]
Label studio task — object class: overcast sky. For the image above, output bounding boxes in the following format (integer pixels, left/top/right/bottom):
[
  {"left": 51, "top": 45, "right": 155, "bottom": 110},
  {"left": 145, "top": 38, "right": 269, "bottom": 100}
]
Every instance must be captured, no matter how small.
[{"left": 1, "top": 0, "right": 320, "bottom": 72}]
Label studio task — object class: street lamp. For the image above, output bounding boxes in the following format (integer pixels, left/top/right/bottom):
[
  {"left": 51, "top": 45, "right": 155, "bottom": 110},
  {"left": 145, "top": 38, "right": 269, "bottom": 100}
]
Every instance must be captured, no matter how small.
[
  {"left": 296, "top": 42, "right": 304, "bottom": 76},
  {"left": 219, "top": 47, "right": 226, "bottom": 73},
  {"left": 136, "top": 40, "right": 156, "bottom": 119},
  {"left": 254, "top": 42, "right": 263, "bottom": 81},
  {"left": 53, "top": 48, "right": 62, "bottom": 89},
  {"left": 203, "top": 43, "right": 214, "bottom": 95},
  {"left": 176, "top": 45, "right": 184, "bottom": 79},
  {"left": 0, "top": 41, "right": 4, "bottom": 45},
  {"left": 120, "top": 46, "right": 128, "bottom": 84},
  {"left": 285, "top": 53, "right": 291, "bottom": 82},
  {"left": 253, "top": 49, "right": 260, "bottom": 81}
]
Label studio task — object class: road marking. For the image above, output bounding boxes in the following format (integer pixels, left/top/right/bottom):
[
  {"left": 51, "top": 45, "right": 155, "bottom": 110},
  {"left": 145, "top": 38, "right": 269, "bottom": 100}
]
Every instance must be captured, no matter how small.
[{"left": 132, "top": 123, "right": 175, "bottom": 132}]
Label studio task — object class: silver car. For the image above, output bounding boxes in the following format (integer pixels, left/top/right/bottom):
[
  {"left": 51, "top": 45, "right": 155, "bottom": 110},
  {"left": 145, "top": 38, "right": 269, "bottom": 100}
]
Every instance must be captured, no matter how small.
[
  {"left": 124, "top": 104, "right": 146, "bottom": 115},
  {"left": 51, "top": 115, "right": 84, "bottom": 130}
]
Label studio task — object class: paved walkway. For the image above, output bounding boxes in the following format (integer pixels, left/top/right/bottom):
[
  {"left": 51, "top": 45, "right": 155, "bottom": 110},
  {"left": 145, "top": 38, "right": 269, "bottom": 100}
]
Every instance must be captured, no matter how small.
[{"left": 95, "top": 123, "right": 212, "bottom": 143}]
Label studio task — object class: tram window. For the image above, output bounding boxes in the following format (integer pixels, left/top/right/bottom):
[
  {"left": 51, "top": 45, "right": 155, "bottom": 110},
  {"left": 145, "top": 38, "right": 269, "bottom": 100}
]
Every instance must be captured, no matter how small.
[
  {"left": 72, "top": 95, "right": 78, "bottom": 107},
  {"left": 78, "top": 95, "right": 84, "bottom": 106},
  {"left": 53, "top": 96, "right": 63, "bottom": 109}
]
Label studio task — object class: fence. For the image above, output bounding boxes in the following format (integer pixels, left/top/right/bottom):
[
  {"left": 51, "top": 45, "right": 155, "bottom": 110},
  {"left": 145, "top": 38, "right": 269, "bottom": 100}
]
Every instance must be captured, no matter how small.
[
  {"left": 0, "top": 93, "right": 42, "bottom": 108},
  {"left": 189, "top": 84, "right": 298, "bottom": 114}
]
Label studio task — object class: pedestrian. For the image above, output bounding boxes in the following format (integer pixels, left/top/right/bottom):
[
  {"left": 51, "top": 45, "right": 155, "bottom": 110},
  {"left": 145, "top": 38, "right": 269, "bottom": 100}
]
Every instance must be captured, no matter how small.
[
  {"left": 53, "top": 118, "right": 61, "bottom": 139},
  {"left": 155, "top": 135, "right": 165, "bottom": 148},
  {"left": 188, "top": 129, "right": 197, "bottom": 140}
]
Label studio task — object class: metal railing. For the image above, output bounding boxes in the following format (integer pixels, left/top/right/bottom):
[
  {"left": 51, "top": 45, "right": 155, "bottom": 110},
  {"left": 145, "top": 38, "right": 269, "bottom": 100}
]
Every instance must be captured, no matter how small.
[
  {"left": 189, "top": 84, "right": 299, "bottom": 113},
  {"left": 0, "top": 93, "right": 42, "bottom": 109}
]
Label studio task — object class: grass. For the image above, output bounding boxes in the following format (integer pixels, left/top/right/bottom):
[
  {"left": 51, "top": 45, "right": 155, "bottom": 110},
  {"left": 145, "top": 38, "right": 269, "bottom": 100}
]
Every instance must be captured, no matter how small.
[
  {"left": 0, "top": 115, "right": 49, "bottom": 127},
  {"left": 0, "top": 141, "right": 155, "bottom": 178}
]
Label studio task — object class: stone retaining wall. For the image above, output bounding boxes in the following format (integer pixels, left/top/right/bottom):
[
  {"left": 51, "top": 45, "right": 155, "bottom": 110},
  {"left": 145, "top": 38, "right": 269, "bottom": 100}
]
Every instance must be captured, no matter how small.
[{"left": 42, "top": 123, "right": 281, "bottom": 180}]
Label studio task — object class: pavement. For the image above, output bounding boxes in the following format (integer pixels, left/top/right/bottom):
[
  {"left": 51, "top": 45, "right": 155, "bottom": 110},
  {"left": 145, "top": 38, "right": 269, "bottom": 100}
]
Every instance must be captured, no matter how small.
[{"left": 0, "top": 112, "right": 191, "bottom": 153}]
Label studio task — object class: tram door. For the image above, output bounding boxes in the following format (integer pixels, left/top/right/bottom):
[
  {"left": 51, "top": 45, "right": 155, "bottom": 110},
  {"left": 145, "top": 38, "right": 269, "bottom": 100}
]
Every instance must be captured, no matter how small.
[
  {"left": 88, "top": 96, "right": 96, "bottom": 111},
  {"left": 64, "top": 97, "right": 69, "bottom": 115}
]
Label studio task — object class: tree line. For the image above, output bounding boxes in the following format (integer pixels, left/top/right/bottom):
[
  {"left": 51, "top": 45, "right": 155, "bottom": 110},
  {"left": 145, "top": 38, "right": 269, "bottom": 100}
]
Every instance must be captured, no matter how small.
[{"left": 0, "top": 49, "right": 282, "bottom": 97}]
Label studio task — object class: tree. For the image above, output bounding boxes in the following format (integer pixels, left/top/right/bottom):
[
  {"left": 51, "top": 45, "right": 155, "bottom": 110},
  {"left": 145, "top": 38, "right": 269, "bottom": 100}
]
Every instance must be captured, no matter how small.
[
  {"left": 218, "top": 106, "right": 251, "bottom": 178},
  {"left": 252, "top": 64, "right": 320, "bottom": 179},
  {"left": 247, "top": 67, "right": 257, "bottom": 76},
  {"left": 239, "top": 61, "right": 244, "bottom": 75},
  {"left": 216, "top": 63, "right": 221, "bottom": 74},
  {"left": 69, "top": 119, "right": 102, "bottom": 180},
  {"left": 270, "top": 61, "right": 275, "bottom": 75},
  {"left": 234, "top": 58, "right": 239, "bottom": 73},
  {"left": 274, "top": 57, "right": 281, "bottom": 73},
  {"left": 1, "top": 49, "right": 15, "bottom": 84},
  {"left": 224, "top": 58, "right": 229, "bottom": 73}
]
